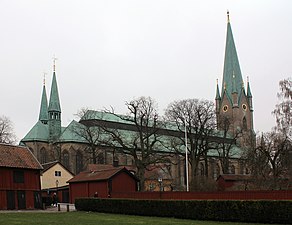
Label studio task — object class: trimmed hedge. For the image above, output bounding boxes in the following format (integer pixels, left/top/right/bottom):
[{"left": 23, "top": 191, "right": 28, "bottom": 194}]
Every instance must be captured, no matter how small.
[{"left": 75, "top": 198, "right": 292, "bottom": 224}]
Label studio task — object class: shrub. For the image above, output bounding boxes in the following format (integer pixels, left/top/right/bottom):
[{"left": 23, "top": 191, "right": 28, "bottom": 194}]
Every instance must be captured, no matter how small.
[{"left": 75, "top": 198, "right": 292, "bottom": 224}]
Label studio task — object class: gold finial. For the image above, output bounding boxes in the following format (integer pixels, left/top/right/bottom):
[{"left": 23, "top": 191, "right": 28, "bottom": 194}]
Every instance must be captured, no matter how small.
[
  {"left": 227, "top": 10, "right": 230, "bottom": 23},
  {"left": 247, "top": 76, "right": 249, "bottom": 83},
  {"left": 224, "top": 82, "right": 226, "bottom": 90},
  {"left": 232, "top": 70, "right": 235, "bottom": 79},
  {"left": 43, "top": 72, "right": 47, "bottom": 86},
  {"left": 216, "top": 79, "right": 219, "bottom": 85},
  {"left": 52, "top": 55, "right": 58, "bottom": 72}
]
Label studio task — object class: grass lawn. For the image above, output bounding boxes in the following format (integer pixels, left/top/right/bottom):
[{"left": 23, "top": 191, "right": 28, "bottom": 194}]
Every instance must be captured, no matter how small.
[{"left": 0, "top": 212, "right": 283, "bottom": 225}]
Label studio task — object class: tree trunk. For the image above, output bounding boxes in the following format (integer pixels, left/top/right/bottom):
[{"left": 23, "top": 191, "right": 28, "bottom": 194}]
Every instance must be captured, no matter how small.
[{"left": 136, "top": 166, "right": 145, "bottom": 191}]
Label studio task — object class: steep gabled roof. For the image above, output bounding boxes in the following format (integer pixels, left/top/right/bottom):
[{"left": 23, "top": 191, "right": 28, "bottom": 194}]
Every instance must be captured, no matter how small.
[
  {"left": 67, "top": 167, "right": 139, "bottom": 183},
  {"left": 0, "top": 143, "right": 43, "bottom": 170},
  {"left": 41, "top": 160, "right": 74, "bottom": 175},
  {"left": 58, "top": 120, "right": 88, "bottom": 143},
  {"left": 21, "top": 120, "right": 49, "bottom": 142}
]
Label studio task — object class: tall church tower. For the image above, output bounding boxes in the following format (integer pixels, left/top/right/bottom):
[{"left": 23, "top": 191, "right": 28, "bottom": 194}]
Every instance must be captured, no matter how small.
[
  {"left": 39, "top": 76, "right": 49, "bottom": 125},
  {"left": 216, "top": 12, "right": 254, "bottom": 147},
  {"left": 48, "top": 58, "right": 62, "bottom": 142}
]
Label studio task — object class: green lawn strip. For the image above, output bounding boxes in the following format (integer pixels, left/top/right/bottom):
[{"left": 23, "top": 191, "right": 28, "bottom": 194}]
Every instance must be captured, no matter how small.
[{"left": 0, "top": 212, "right": 282, "bottom": 225}]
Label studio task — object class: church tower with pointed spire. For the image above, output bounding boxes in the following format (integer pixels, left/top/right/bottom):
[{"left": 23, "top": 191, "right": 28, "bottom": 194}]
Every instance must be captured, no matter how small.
[
  {"left": 216, "top": 12, "right": 255, "bottom": 147},
  {"left": 48, "top": 58, "right": 62, "bottom": 141},
  {"left": 39, "top": 75, "right": 49, "bottom": 124}
]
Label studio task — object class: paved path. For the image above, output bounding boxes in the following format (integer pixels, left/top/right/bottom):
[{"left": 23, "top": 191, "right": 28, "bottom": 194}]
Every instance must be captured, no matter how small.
[{"left": 0, "top": 203, "right": 76, "bottom": 213}]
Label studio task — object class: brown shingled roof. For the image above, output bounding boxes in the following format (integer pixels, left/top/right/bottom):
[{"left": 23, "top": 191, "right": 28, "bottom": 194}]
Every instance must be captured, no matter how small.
[
  {"left": 0, "top": 143, "right": 43, "bottom": 170},
  {"left": 68, "top": 167, "right": 139, "bottom": 183}
]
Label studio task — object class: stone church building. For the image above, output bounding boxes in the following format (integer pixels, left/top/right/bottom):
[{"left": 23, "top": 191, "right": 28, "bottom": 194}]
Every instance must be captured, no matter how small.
[{"left": 21, "top": 13, "right": 254, "bottom": 190}]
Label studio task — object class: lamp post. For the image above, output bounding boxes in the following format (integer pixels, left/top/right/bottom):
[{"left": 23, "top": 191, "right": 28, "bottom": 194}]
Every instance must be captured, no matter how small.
[
  {"left": 55, "top": 180, "right": 59, "bottom": 205},
  {"left": 184, "top": 117, "right": 189, "bottom": 192},
  {"left": 158, "top": 177, "right": 163, "bottom": 199},
  {"left": 158, "top": 177, "right": 163, "bottom": 191}
]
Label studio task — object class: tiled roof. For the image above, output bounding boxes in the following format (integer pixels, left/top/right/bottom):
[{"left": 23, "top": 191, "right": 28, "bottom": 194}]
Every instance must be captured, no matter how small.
[
  {"left": 68, "top": 167, "right": 138, "bottom": 183},
  {"left": 0, "top": 143, "right": 43, "bottom": 170},
  {"left": 86, "top": 164, "right": 171, "bottom": 180},
  {"left": 87, "top": 164, "right": 136, "bottom": 173},
  {"left": 41, "top": 161, "right": 59, "bottom": 171}
]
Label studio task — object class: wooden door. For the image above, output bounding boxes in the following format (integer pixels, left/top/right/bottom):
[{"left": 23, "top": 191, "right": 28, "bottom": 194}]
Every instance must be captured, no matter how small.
[
  {"left": 6, "top": 191, "right": 15, "bottom": 210},
  {"left": 17, "top": 191, "right": 26, "bottom": 209}
]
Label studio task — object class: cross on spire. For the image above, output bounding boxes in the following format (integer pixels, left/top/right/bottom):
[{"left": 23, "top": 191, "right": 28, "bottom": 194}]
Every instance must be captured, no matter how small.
[
  {"left": 52, "top": 55, "right": 58, "bottom": 72},
  {"left": 43, "top": 72, "right": 47, "bottom": 86}
]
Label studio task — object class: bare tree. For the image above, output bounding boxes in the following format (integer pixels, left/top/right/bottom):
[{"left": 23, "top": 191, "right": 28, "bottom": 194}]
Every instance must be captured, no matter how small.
[
  {"left": 244, "top": 78, "right": 292, "bottom": 189},
  {"left": 165, "top": 99, "right": 216, "bottom": 190},
  {"left": 254, "top": 132, "right": 290, "bottom": 189},
  {"left": 216, "top": 116, "right": 241, "bottom": 174},
  {"left": 97, "top": 97, "right": 172, "bottom": 191},
  {"left": 71, "top": 108, "right": 106, "bottom": 165},
  {"left": 0, "top": 115, "right": 17, "bottom": 144}
]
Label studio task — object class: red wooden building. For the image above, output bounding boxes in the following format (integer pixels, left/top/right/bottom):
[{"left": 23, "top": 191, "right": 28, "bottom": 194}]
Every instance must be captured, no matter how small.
[
  {"left": 217, "top": 175, "right": 251, "bottom": 191},
  {"left": 68, "top": 167, "right": 139, "bottom": 203},
  {"left": 0, "top": 144, "right": 43, "bottom": 210}
]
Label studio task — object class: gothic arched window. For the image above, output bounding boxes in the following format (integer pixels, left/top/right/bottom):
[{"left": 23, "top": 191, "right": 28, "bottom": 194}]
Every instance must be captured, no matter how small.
[
  {"left": 97, "top": 152, "right": 104, "bottom": 164},
  {"left": 214, "top": 163, "right": 220, "bottom": 179},
  {"left": 40, "top": 147, "right": 47, "bottom": 164},
  {"left": 199, "top": 162, "right": 205, "bottom": 176},
  {"left": 76, "top": 151, "right": 83, "bottom": 174},
  {"left": 229, "top": 165, "right": 236, "bottom": 174},
  {"left": 62, "top": 150, "right": 69, "bottom": 169}
]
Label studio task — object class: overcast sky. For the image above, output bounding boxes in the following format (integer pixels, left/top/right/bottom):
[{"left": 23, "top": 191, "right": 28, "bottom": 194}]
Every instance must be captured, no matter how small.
[{"left": 1, "top": 0, "right": 291, "bottom": 141}]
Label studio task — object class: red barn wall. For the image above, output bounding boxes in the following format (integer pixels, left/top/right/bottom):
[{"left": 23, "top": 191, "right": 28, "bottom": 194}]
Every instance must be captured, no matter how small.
[
  {"left": 112, "top": 172, "right": 137, "bottom": 193},
  {"left": 70, "top": 171, "right": 138, "bottom": 203},
  {"left": 70, "top": 182, "right": 88, "bottom": 204},
  {"left": 0, "top": 168, "right": 41, "bottom": 210},
  {"left": 88, "top": 181, "right": 108, "bottom": 198}
]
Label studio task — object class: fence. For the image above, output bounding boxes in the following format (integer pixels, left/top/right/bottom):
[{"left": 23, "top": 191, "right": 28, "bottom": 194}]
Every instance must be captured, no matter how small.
[{"left": 111, "top": 190, "right": 292, "bottom": 200}]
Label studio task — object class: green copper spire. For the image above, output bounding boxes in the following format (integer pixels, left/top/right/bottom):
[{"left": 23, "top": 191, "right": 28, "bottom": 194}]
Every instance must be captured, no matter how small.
[
  {"left": 48, "top": 72, "right": 61, "bottom": 112},
  {"left": 39, "top": 78, "right": 49, "bottom": 124},
  {"left": 221, "top": 12, "right": 243, "bottom": 101}
]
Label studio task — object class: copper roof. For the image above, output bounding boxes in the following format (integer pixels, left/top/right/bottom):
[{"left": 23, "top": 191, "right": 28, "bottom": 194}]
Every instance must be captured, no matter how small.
[
  {"left": 0, "top": 143, "right": 43, "bottom": 170},
  {"left": 68, "top": 167, "right": 138, "bottom": 183}
]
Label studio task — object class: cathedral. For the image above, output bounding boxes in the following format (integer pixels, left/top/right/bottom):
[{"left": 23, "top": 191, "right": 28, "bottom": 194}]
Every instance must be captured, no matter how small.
[{"left": 21, "top": 13, "right": 254, "bottom": 190}]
